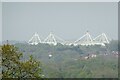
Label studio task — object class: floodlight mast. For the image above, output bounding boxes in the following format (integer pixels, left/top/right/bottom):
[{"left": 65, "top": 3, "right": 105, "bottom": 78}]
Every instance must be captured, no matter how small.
[
  {"left": 43, "top": 32, "right": 66, "bottom": 45},
  {"left": 102, "top": 33, "right": 109, "bottom": 43},
  {"left": 93, "top": 33, "right": 109, "bottom": 46},
  {"left": 28, "top": 32, "right": 41, "bottom": 45},
  {"left": 74, "top": 31, "right": 93, "bottom": 46},
  {"left": 44, "top": 32, "right": 57, "bottom": 45},
  {"left": 28, "top": 31, "right": 110, "bottom": 46}
]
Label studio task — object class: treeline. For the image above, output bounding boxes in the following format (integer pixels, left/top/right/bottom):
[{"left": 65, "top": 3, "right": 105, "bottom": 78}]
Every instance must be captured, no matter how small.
[{"left": 12, "top": 40, "right": 118, "bottom": 78}]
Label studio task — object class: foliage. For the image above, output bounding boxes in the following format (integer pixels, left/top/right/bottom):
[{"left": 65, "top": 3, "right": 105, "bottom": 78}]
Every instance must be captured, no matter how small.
[
  {"left": 1, "top": 44, "right": 42, "bottom": 78},
  {"left": 14, "top": 40, "right": 118, "bottom": 78}
]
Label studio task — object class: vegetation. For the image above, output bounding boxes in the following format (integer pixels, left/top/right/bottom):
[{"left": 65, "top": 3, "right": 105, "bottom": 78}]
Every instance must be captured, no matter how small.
[
  {"left": 0, "top": 40, "right": 118, "bottom": 78},
  {"left": 1, "top": 44, "right": 42, "bottom": 78},
  {"left": 13, "top": 40, "right": 118, "bottom": 78}
]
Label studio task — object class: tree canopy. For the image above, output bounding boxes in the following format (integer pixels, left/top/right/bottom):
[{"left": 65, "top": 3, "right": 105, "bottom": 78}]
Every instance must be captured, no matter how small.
[{"left": 1, "top": 44, "right": 42, "bottom": 78}]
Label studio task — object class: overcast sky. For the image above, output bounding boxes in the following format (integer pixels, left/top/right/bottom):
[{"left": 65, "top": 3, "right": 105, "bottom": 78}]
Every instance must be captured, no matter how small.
[{"left": 2, "top": 2, "right": 118, "bottom": 41}]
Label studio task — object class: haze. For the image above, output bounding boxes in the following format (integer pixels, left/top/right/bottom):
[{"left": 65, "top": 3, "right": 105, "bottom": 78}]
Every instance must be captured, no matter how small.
[{"left": 2, "top": 2, "right": 118, "bottom": 42}]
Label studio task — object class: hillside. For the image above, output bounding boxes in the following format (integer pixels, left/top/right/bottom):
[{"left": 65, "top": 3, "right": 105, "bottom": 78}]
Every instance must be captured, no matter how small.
[{"left": 13, "top": 40, "right": 118, "bottom": 78}]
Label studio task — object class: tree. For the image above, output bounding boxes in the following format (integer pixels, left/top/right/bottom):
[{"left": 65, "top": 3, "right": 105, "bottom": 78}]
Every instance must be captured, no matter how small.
[{"left": 1, "top": 44, "right": 42, "bottom": 78}]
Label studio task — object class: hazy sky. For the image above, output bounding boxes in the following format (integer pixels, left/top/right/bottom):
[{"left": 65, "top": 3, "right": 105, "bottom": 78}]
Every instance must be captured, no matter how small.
[
  {"left": 2, "top": 2, "right": 118, "bottom": 41},
  {"left": 0, "top": 2, "right": 2, "bottom": 43}
]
